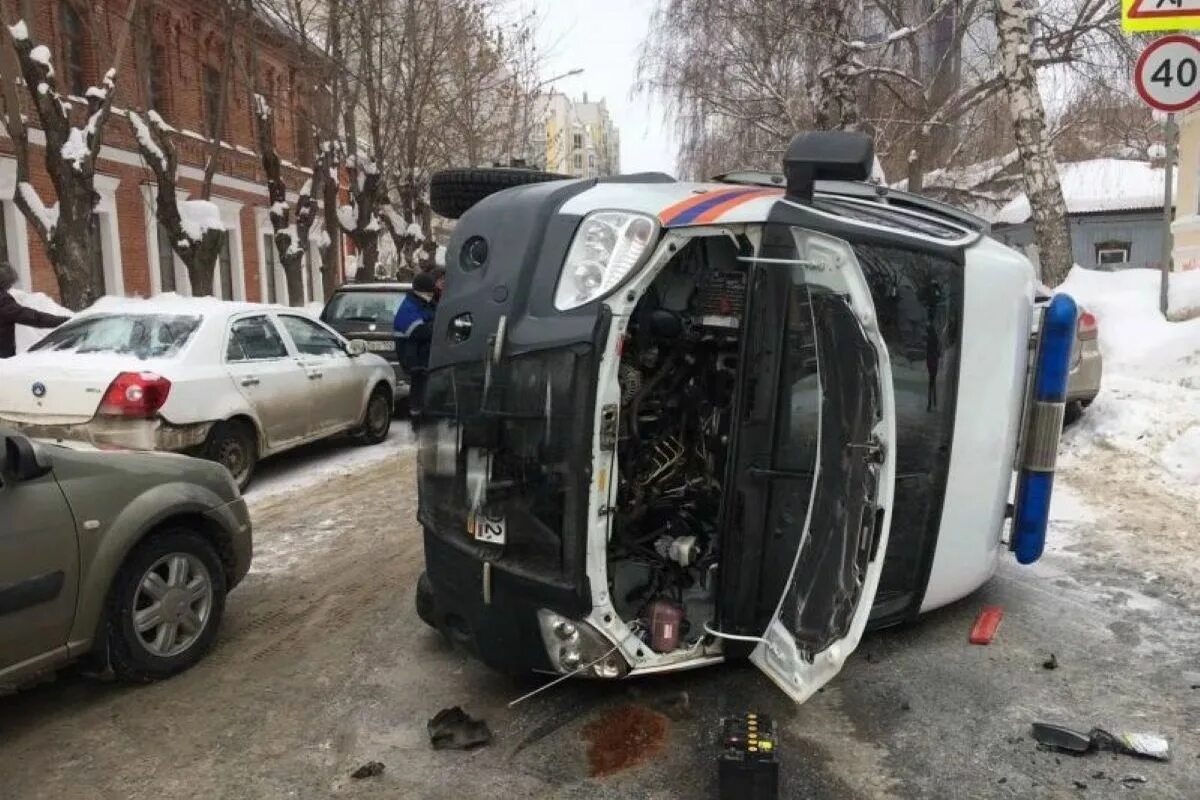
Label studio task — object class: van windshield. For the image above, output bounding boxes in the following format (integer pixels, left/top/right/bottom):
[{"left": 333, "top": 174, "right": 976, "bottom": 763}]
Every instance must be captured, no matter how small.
[{"left": 29, "top": 314, "right": 201, "bottom": 359}]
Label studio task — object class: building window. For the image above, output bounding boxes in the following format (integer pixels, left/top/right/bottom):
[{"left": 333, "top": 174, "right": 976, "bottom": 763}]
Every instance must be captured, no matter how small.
[
  {"left": 89, "top": 214, "right": 106, "bottom": 294},
  {"left": 218, "top": 232, "right": 234, "bottom": 298},
  {"left": 147, "top": 45, "right": 168, "bottom": 113},
  {"left": 157, "top": 223, "right": 176, "bottom": 293},
  {"left": 1095, "top": 241, "right": 1131, "bottom": 266},
  {"left": 203, "top": 66, "right": 224, "bottom": 140},
  {"left": 295, "top": 115, "right": 312, "bottom": 165},
  {"left": 0, "top": 206, "right": 8, "bottom": 266},
  {"left": 573, "top": 153, "right": 583, "bottom": 169},
  {"left": 262, "top": 232, "right": 277, "bottom": 303},
  {"left": 572, "top": 132, "right": 582, "bottom": 150},
  {"left": 60, "top": 1, "right": 87, "bottom": 96}
]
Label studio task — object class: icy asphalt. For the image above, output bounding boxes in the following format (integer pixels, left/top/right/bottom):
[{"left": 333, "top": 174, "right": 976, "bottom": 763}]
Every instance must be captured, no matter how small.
[{"left": 0, "top": 438, "right": 1196, "bottom": 799}]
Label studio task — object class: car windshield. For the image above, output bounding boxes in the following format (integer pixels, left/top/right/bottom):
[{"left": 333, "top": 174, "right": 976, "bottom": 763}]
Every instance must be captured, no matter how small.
[
  {"left": 29, "top": 313, "right": 201, "bottom": 359},
  {"left": 324, "top": 291, "right": 407, "bottom": 325}
]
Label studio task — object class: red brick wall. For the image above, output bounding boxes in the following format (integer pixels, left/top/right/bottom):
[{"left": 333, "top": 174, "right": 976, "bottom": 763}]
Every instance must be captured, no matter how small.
[{"left": 0, "top": 0, "right": 327, "bottom": 303}]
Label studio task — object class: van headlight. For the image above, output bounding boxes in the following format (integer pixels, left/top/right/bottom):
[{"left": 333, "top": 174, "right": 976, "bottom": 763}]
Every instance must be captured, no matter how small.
[
  {"left": 553, "top": 211, "right": 658, "bottom": 311},
  {"left": 537, "top": 610, "right": 630, "bottom": 678}
]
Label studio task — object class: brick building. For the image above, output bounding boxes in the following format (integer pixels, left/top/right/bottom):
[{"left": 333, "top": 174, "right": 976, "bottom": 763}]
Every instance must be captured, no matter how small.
[{"left": 0, "top": 0, "right": 333, "bottom": 306}]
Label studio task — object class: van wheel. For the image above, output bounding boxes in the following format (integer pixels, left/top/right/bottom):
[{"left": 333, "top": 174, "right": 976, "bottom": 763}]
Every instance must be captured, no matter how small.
[
  {"left": 353, "top": 387, "right": 392, "bottom": 445},
  {"left": 205, "top": 421, "right": 257, "bottom": 491},
  {"left": 430, "top": 167, "right": 571, "bottom": 220},
  {"left": 104, "top": 528, "right": 227, "bottom": 683}
]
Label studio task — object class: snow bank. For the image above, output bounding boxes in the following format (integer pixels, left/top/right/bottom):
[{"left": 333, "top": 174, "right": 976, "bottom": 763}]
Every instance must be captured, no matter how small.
[
  {"left": 87, "top": 292, "right": 282, "bottom": 317},
  {"left": 11, "top": 290, "right": 72, "bottom": 353},
  {"left": 1058, "top": 267, "right": 1200, "bottom": 491},
  {"left": 178, "top": 200, "right": 225, "bottom": 241},
  {"left": 1168, "top": 268, "right": 1200, "bottom": 321}
]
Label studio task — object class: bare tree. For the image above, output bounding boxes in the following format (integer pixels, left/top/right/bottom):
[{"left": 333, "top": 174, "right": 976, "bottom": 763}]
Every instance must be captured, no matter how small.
[
  {"left": 994, "top": 0, "right": 1072, "bottom": 284},
  {"left": 0, "top": 0, "right": 139, "bottom": 309}
]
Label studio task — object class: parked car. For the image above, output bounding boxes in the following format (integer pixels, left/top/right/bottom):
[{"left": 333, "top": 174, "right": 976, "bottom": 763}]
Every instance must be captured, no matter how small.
[
  {"left": 320, "top": 282, "right": 412, "bottom": 407},
  {"left": 0, "top": 429, "right": 252, "bottom": 692},
  {"left": 1036, "top": 285, "right": 1102, "bottom": 422},
  {"left": 414, "top": 132, "right": 1077, "bottom": 705},
  {"left": 0, "top": 299, "right": 396, "bottom": 490}
]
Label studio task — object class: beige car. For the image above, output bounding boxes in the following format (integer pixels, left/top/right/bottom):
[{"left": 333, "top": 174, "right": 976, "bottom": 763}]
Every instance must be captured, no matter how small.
[{"left": 0, "top": 430, "right": 252, "bottom": 693}]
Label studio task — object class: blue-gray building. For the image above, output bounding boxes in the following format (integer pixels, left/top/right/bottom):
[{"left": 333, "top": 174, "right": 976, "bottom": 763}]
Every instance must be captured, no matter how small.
[{"left": 990, "top": 159, "right": 1172, "bottom": 273}]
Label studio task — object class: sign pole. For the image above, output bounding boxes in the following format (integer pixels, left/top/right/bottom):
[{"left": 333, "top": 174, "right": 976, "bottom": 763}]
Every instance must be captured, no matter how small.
[{"left": 1162, "top": 112, "right": 1177, "bottom": 316}]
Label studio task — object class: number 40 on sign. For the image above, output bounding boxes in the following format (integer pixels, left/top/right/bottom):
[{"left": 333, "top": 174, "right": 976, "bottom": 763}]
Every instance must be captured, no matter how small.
[{"left": 1136, "top": 35, "right": 1200, "bottom": 112}]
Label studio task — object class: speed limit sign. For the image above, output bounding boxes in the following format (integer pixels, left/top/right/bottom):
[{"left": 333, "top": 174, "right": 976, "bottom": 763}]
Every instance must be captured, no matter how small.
[{"left": 1136, "top": 35, "right": 1200, "bottom": 111}]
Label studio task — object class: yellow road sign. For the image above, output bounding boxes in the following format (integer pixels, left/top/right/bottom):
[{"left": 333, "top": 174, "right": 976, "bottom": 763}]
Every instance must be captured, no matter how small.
[{"left": 1125, "top": 0, "right": 1200, "bottom": 33}]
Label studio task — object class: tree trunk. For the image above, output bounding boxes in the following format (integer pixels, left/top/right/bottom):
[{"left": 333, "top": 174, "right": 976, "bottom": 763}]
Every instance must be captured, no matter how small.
[
  {"left": 353, "top": 234, "right": 379, "bottom": 282},
  {"left": 994, "top": 0, "right": 1072, "bottom": 285}
]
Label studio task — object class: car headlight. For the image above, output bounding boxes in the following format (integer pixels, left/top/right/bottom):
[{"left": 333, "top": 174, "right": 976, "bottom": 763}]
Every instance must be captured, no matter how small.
[{"left": 554, "top": 211, "right": 658, "bottom": 311}]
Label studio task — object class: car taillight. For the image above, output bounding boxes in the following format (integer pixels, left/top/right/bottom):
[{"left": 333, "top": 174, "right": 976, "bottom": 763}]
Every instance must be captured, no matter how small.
[
  {"left": 97, "top": 372, "right": 172, "bottom": 418},
  {"left": 1077, "top": 310, "right": 1098, "bottom": 339}
]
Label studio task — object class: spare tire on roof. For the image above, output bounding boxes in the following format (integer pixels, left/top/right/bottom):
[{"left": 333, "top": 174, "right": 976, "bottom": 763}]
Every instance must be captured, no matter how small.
[{"left": 429, "top": 167, "right": 573, "bottom": 220}]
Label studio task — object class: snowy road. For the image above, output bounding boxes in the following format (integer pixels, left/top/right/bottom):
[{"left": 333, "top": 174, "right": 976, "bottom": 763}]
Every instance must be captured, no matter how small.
[{"left": 0, "top": 438, "right": 1198, "bottom": 799}]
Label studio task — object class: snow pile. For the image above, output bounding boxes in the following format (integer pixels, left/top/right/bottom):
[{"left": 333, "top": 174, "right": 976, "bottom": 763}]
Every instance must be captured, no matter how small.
[
  {"left": 87, "top": 292, "right": 276, "bottom": 317},
  {"left": 11, "top": 289, "right": 72, "bottom": 353},
  {"left": 178, "top": 200, "right": 225, "bottom": 240},
  {"left": 1168, "top": 268, "right": 1200, "bottom": 321},
  {"left": 994, "top": 159, "right": 1174, "bottom": 225},
  {"left": 1058, "top": 267, "right": 1200, "bottom": 487}
]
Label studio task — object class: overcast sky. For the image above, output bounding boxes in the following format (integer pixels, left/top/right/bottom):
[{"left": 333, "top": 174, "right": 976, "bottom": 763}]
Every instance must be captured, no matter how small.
[{"left": 527, "top": 0, "right": 678, "bottom": 175}]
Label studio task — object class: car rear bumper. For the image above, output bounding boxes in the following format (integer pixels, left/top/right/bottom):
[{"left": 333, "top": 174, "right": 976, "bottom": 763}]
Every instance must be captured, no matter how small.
[
  {"left": 2, "top": 416, "right": 213, "bottom": 453},
  {"left": 1067, "top": 344, "right": 1102, "bottom": 403}
]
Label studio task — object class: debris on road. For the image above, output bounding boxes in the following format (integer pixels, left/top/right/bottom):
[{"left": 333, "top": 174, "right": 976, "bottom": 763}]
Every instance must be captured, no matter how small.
[
  {"left": 582, "top": 705, "right": 669, "bottom": 777},
  {"left": 350, "top": 761, "right": 385, "bottom": 779},
  {"left": 1043, "top": 653, "right": 1059, "bottom": 670},
  {"left": 1031, "top": 723, "right": 1170, "bottom": 762},
  {"left": 969, "top": 605, "right": 1004, "bottom": 644},
  {"left": 428, "top": 707, "right": 493, "bottom": 751},
  {"left": 1122, "top": 774, "right": 1149, "bottom": 786}
]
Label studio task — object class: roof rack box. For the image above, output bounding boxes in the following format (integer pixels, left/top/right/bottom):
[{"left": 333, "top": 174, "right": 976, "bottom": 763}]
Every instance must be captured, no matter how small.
[{"left": 783, "top": 131, "right": 874, "bottom": 203}]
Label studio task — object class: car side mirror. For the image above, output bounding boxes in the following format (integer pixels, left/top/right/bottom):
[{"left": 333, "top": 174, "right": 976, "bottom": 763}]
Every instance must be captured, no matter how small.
[
  {"left": 0, "top": 434, "right": 51, "bottom": 483},
  {"left": 346, "top": 339, "right": 368, "bottom": 357}
]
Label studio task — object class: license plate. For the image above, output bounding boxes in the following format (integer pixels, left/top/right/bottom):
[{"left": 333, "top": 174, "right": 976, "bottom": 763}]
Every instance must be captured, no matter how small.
[
  {"left": 468, "top": 509, "right": 507, "bottom": 545},
  {"left": 367, "top": 340, "right": 393, "bottom": 352}
]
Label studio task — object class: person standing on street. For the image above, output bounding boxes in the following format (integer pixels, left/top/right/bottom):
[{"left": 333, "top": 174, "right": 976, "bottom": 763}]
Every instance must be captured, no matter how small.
[
  {"left": 394, "top": 271, "right": 438, "bottom": 428},
  {"left": 0, "top": 263, "right": 70, "bottom": 359}
]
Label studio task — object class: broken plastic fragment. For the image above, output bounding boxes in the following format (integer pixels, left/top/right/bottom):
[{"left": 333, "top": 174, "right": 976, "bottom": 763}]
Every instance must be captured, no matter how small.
[{"left": 427, "top": 706, "right": 493, "bottom": 750}]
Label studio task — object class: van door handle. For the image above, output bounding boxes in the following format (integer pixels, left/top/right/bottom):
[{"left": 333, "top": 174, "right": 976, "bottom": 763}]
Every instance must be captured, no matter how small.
[{"left": 240, "top": 377, "right": 260, "bottom": 387}]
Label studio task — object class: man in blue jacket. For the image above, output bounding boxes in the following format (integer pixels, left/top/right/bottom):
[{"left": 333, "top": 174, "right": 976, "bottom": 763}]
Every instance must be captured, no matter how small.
[{"left": 394, "top": 270, "right": 438, "bottom": 428}]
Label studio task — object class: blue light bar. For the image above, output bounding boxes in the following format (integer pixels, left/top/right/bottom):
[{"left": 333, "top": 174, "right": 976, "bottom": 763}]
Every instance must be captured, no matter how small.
[{"left": 1012, "top": 293, "right": 1078, "bottom": 565}]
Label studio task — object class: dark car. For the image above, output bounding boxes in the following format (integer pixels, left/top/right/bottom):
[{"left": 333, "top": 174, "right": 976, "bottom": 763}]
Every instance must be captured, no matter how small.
[{"left": 320, "top": 282, "right": 412, "bottom": 404}]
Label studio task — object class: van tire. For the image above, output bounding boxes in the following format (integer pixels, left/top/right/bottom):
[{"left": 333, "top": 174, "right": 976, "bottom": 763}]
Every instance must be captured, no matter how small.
[{"left": 430, "top": 168, "right": 571, "bottom": 220}]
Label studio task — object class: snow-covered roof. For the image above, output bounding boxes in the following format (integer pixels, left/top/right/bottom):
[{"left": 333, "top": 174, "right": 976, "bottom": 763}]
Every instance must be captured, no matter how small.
[{"left": 992, "top": 159, "right": 1175, "bottom": 226}]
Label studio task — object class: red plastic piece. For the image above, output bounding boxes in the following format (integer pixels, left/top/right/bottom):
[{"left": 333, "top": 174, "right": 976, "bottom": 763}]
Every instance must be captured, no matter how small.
[{"left": 969, "top": 605, "right": 1004, "bottom": 645}]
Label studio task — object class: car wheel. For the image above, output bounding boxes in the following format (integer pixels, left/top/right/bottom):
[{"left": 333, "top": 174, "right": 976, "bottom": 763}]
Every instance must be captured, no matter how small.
[
  {"left": 353, "top": 387, "right": 392, "bottom": 445},
  {"left": 205, "top": 421, "right": 257, "bottom": 491},
  {"left": 104, "top": 528, "right": 227, "bottom": 683}
]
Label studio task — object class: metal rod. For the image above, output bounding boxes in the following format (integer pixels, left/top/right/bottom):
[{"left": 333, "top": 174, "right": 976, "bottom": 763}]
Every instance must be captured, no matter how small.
[{"left": 1161, "top": 113, "right": 1177, "bottom": 317}]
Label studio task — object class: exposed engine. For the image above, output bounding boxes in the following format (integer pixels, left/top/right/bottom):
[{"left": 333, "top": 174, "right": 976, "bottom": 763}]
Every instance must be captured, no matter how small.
[{"left": 609, "top": 239, "right": 745, "bottom": 653}]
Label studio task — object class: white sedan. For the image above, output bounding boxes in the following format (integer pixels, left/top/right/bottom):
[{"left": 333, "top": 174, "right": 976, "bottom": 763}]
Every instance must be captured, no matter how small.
[{"left": 0, "top": 298, "right": 396, "bottom": 489}]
